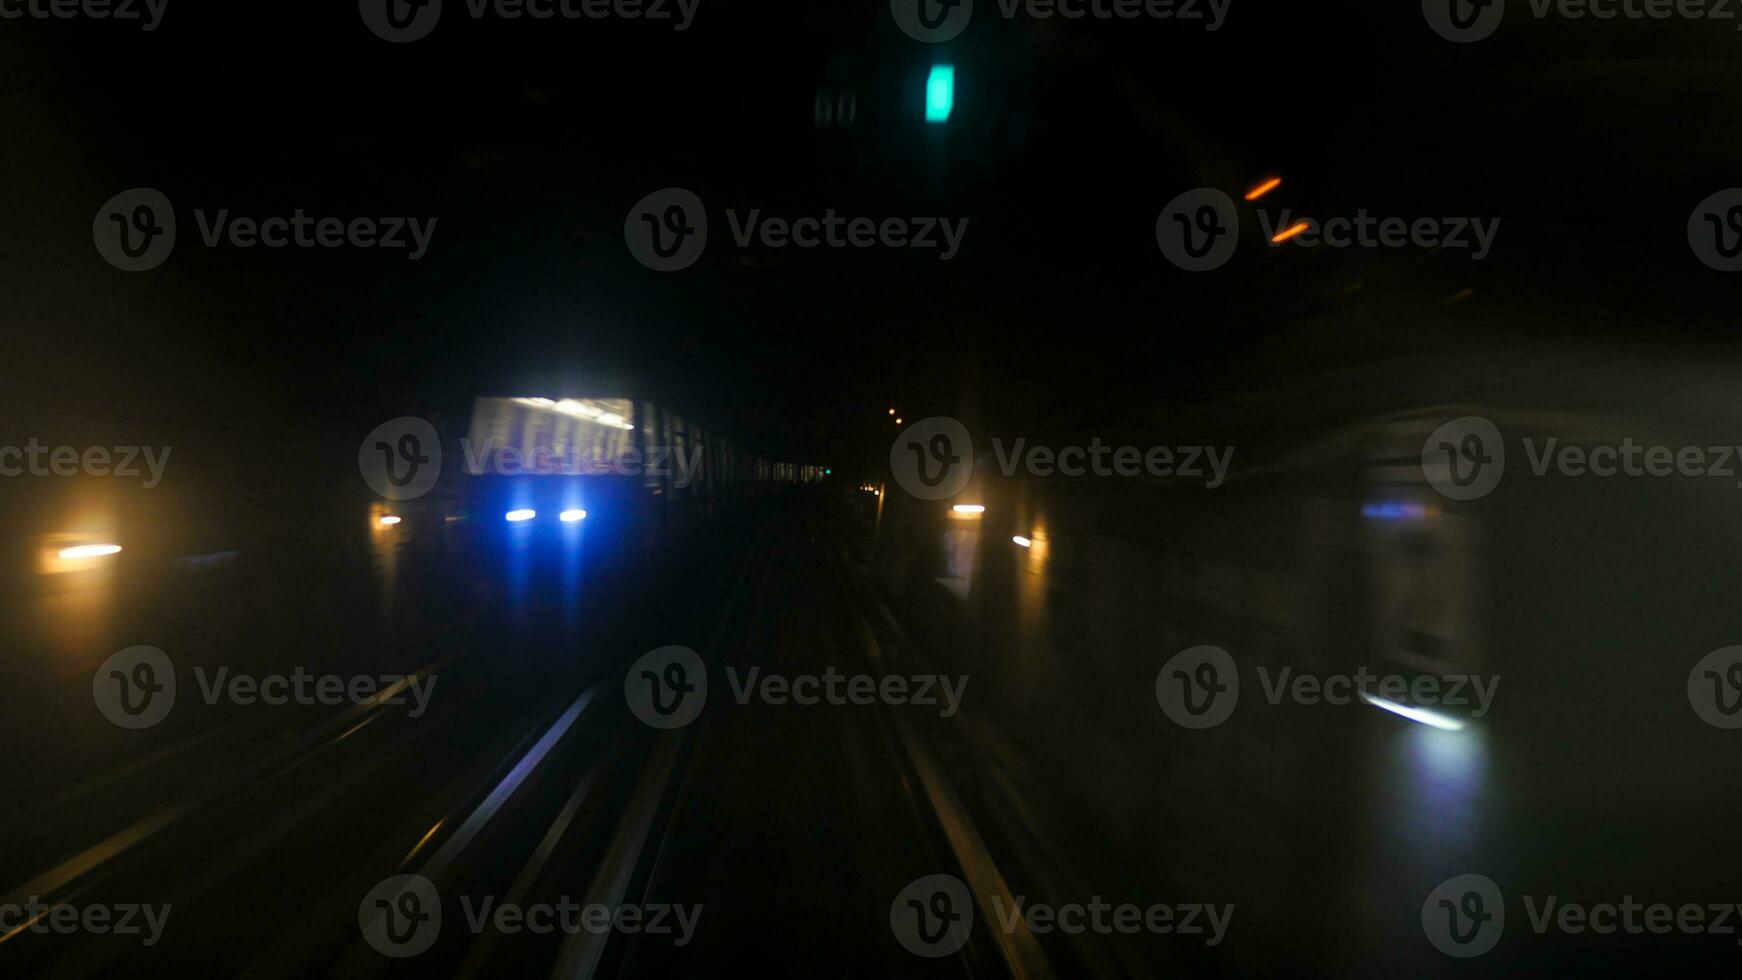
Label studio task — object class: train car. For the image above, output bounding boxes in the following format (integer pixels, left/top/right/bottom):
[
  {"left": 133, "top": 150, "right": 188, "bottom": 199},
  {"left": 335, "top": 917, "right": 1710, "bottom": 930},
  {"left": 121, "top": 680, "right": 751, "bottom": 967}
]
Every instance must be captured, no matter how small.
[
  {"left": 374, "top": 392, "right": 826, "bottom": 605},
  {"left": 455, "top": 393, "right": 824, "bottom": 523}
]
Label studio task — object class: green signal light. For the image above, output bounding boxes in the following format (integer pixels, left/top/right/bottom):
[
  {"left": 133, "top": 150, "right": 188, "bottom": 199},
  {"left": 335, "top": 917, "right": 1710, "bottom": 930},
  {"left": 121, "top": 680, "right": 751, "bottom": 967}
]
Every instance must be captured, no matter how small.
[{"left": 926, "top": 65, "right": 954, "bottom": 123}]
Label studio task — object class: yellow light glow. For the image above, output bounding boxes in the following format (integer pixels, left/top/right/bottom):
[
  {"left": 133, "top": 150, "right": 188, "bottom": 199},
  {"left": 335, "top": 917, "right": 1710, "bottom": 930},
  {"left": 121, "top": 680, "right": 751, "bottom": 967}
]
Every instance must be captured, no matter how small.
[
  {"left": 57, "top": 544, "right": 122, "bottom": 559},
  {"left": 1012, "top": 535, "right": 1032, "bottom": 548},
  {"left": 887, "top": 408, "right": 895, "bottom": 415},
  {"left": 378, "top": 516, "right": 401, "bottom": 526},
  {"left": 895, "top": 417, "right": 903, "bottom": 424},
  {"left": 952, "top": 504, "right": 985, "bottom": 515}
]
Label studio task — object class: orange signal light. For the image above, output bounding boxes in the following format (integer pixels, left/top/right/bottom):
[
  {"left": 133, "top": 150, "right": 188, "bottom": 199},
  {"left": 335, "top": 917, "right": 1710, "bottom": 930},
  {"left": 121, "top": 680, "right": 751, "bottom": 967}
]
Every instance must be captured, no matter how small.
[
  {"left": 1244, "top": 177, "right": 1282, "bottom": 201},
  {"left": 1271, "top": 221, "right": 1310, "bottom": 244}
]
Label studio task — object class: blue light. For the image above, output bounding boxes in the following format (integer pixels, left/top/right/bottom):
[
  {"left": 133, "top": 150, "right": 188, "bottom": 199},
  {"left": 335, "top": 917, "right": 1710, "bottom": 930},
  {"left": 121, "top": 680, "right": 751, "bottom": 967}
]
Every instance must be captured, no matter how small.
[
  {"left": 505, "top": 509, "right": 537, "bottom": 522},
  {"left": 926, "top": 65, "right": 954, "bottom": 123},
  {"left": 1361, "top": 501, "right": 1428, "bottom": 521}
]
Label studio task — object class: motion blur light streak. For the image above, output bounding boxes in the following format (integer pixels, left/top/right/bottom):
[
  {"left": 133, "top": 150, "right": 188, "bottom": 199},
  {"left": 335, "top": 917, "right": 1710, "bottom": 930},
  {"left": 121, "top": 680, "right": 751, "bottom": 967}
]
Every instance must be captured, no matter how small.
[
  {"left": 56, "top": 544, "right": 122, "bottom": 559},
  {"left": 1244, "top": 177, "right": 1282, "bottom": 200},
  {"left": 1271, "top": 220, "right": 1310, "bottom": 243},
  {"left": 1357, "top": 691, "right": 1467, "bottom": 732},
  {"left": 951, "top": 504, "right": 986, "bottom": 515},
  {"left": 377, "top": 516, "right": 401, "bottom": 527},
  {"left": 1012, "top": 535, "right": 1032, "bottom": 548},
  {"left": 559, "top": 509, "right": 587, "bottom": 523},
  {"left": 505, "top": 509, "right": 537, "bottom": 523}
]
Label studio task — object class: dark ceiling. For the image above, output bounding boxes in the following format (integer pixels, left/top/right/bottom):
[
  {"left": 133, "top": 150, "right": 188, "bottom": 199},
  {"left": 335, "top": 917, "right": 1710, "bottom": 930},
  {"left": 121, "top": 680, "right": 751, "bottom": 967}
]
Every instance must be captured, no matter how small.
[{"left": 5, "top": 2, "right": 1741, "bottom": 468}]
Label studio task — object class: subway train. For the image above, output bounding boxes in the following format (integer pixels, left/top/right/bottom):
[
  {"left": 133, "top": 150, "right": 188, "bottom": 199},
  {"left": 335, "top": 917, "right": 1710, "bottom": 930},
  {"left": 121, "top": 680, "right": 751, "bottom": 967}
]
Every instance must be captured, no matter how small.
[
  {"left": 438, "top": 394, "right": 822, "bottom": 526},
  {"left": 345, "top": 392, "right": 834, "bottom": 671},
  {"left": 372, "top": 394, "right": 826, "bottom": 607}
]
